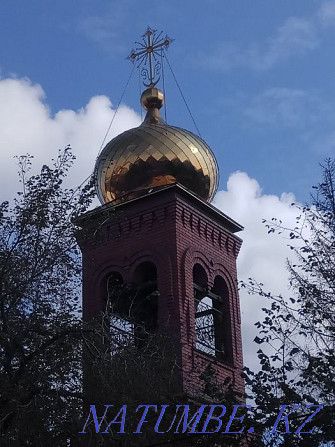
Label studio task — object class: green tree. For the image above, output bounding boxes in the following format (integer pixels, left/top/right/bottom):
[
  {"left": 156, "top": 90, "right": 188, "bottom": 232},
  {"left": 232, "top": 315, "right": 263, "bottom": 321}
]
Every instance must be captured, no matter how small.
[
  {"left": 244, "top": 159, "right": 335, "bottom": 446},
  {"left": 0, "top": 148, "right": 94, "bottom": 445}
]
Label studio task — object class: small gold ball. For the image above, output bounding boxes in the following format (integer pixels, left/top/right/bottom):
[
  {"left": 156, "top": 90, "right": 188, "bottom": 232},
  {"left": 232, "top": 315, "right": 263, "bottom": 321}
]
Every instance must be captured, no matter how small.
[{"left": 141, "top": 88, "right": 164, "bottom": 110}]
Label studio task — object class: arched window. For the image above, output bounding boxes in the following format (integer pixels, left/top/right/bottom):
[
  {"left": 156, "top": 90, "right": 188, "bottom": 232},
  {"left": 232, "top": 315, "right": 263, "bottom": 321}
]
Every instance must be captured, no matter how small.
[
  {"left": 193, "top": 266, "right": 231, "bottom": 361},
  {"left": 193, "top": 263, "right": 208, "bottom": 289},
  {"left": 132, "top": 261, "right": 158, "bottom": 336},
  {"left": 106, "top": 272, "right": 134, "bottom": 353},
  {"left": 212, "top": 276, "right": 232, "bottom": 361},
  {"left": 133, "top": 261, "right": 157, "bottom": 285},
  {"left": 106, "top": 262, "right": 159, "bottom": 351},
  {"left": 194, "top": 287, "right": 225, "bottom": 358}
]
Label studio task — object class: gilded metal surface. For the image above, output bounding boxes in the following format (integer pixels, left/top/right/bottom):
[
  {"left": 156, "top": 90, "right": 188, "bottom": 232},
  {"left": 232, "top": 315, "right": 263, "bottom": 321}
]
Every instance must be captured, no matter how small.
[
  {"left": 94, "top": 30, "right": 219, "bottom": 205},
  {"left": 94, "top": 117, "right": 219, "bottom": 204},
  {"left": 141, "top": 88, "right": 164, "bottom": 110}
]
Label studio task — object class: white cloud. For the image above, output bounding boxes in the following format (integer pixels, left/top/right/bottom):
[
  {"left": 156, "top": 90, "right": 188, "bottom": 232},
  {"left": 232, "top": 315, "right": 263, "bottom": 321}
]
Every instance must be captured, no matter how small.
[
  {"left": 251, "top": 17, "right": 318, "bottom": 70},
  {"left": 195, "top": 2, "right": 335, "bottom": 72},
  {"left": 213, "top": 172, "right": 300, "bottom": 370},
  {"left": 196, "top": 16, "right": 318, "bottom": 72},
  {"left": 0, "top": 77, "right": 141, "bottom": 202},
  {"left": 318, "top": 0, "right": 335, "bottom": 25},
  {"left": 242, "top": 87, "right": 329, "bottom": 129},
  {"left": 238, "top": 86, "right": 335, "bottom": 158},
  {"left": 77, "top": 16, "right": 125, "bottom": 54},
  {"left": 75, "top": 0, "right": 133, "bottom": 55}
]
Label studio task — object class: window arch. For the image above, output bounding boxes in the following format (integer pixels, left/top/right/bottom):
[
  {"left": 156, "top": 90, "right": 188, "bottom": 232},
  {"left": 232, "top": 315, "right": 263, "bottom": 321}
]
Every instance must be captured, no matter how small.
[
  {"left": 193, "top": 266, "right": 232, "bottom": 362},
  {"left": 212, "top": 275, "right": 232, "bottom": 361},
  {"left": 133, "top": 261, "right": 157, "bottom": 285},
  {"left": 193, "top": 263, "right": 208, "bottom": 289},
  {"left": 106, "top": 271, "right": 134, "bottom": 353},
  {"left": 132, "top": 261, "right": 158, "bottom": 335},
  {"left": 106, "top": 262, "right": 159, "bottom": 351}
]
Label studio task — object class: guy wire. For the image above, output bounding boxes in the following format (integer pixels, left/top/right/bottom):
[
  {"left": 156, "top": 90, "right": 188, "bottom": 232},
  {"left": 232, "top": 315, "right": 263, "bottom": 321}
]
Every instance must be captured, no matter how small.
[
  {"left": 138, "top": 67, "right": 143, "bottom": 121},
  {"left": 97, "top": 63, "right": 135, "bottom": 157},
  {"left": 161, "top": 51, "right": 168, "bottom": 123},
  {"left": 164, "top": 54, "right": 202, "bottom": 138},
  {"left": 73, "top": 63, "right": 136, "bottom": 197}
]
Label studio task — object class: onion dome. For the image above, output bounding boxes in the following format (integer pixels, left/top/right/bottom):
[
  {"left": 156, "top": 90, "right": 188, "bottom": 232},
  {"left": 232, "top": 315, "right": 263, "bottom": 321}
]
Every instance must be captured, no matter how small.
[{"left": 94, "top": 87, "right": 219, "bottom": 204}]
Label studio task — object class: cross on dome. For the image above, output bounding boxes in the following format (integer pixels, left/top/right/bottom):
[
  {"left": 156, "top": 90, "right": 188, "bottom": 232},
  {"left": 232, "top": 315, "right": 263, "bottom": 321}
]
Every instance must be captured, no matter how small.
[{"left": 127, "top": 27, "right": 173, "bottom": 88}]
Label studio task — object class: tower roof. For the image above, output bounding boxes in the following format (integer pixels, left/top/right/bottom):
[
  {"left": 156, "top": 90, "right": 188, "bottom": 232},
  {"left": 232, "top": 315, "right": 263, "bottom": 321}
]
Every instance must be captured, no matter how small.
[{"left": 94, "top": 28, "right": 219, "bottom": 205}]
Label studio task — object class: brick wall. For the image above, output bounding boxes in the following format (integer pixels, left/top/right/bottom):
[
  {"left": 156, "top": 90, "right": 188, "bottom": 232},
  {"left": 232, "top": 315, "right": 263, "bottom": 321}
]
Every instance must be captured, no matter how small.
[{"left": 77, "top": 184, "right": 245, "bottom": 397}]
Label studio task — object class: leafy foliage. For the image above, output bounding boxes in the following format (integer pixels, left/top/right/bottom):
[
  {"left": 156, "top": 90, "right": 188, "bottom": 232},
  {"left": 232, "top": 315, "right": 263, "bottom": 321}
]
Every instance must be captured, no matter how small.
[
  {"left": 243, "top": 159, "right": 335, "bottom": 446},
  {"left": 0, "top": 148, "right": 95, "bottom": 444}
]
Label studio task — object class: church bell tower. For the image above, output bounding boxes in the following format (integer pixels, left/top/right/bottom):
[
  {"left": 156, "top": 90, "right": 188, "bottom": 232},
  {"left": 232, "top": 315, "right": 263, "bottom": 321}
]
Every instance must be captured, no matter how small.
[{"left": 77, "top": 28, "right": 244, "bottom": 400}]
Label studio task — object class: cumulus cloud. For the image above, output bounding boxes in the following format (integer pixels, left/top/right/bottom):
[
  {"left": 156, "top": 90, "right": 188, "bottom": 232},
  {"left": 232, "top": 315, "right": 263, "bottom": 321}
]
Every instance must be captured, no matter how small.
[
  {"left": 213, "top": 172, "right": 300, "bottom": 369},
  {"left": 0, "top": 77, "right": 140, "bottom": 202}
]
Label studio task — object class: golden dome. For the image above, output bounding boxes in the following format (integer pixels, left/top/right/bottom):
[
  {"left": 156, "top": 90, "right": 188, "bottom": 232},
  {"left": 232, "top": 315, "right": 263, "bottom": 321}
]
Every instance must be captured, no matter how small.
[{"left": 94, "top": 88, "right": 219, "bottom": 204}]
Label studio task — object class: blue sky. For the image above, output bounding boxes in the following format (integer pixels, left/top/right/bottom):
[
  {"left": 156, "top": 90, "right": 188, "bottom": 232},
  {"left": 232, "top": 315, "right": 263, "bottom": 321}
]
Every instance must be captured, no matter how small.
[
  {"left": 1, "top": 0, "right": 335, "bottom": 201},
  {"left": 0, "top": 0, "right": 333, "bottom": 368}
]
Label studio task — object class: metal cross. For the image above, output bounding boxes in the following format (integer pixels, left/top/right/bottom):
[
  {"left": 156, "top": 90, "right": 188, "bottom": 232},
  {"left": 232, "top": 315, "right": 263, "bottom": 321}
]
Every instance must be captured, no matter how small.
[{"left": 128, "top": 27, "right": 173, "bottom": 88}]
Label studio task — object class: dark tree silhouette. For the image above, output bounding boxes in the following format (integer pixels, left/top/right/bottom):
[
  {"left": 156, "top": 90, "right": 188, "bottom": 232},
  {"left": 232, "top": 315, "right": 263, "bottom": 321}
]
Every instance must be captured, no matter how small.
[
  {"left": 0, "top": 148, "right": 94, "bottom": 444},
  {"left": 244, "top": 159, "right": 335, "bottom": 446}
]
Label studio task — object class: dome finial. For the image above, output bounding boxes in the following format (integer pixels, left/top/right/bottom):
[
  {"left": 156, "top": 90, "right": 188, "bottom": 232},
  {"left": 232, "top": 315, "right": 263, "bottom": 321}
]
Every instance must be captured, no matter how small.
[
  {"left": 140, "top": 87, "right": 164, "bottom": 125},
  {"left": 93, "top": 29, "right": 219, "bottom": 206},
  {"left": 127, "top": 26, "right": 173, "bottom": 88}
]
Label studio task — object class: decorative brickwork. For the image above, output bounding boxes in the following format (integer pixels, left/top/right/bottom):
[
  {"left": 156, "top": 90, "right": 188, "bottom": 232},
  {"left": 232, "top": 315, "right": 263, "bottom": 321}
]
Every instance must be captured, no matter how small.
[{"left": 77, "top": 183, "right": 244, "bottom": 398}]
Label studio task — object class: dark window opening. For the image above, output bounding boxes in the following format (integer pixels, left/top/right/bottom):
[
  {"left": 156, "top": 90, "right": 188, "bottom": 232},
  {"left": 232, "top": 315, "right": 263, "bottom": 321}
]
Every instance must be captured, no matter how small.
[
  {"left": 193, "top": 265, "right": 232, "bottom": 362},
  {"left": 212, "top": 276, "right": 232, "bottom": 361},
  {"left": 132, "top": 262, "right": 158, "bottom": 345},
  {"left": 194, "top": 284, "right": 225, "bottom": 359},
  {"left": 106, "top": 262, "right": 158, "bottom": 351},
  {"left": 107, "top": 272, "right": 134, "bottom": 354}
]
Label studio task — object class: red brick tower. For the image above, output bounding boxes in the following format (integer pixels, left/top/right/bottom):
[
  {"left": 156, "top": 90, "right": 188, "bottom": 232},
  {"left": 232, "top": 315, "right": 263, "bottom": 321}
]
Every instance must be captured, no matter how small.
[{"left": 77, "top": 28, "right": 244, "bottom": 399}]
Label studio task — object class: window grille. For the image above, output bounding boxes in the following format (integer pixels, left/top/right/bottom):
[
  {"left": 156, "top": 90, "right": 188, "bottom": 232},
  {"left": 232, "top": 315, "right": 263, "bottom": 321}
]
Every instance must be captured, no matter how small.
[
  {"left": 194, "top": 284, "right": 225, "bottom": 358},
  {"left": 109, "top": 315, "right": 135, "bottom": 355}
]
